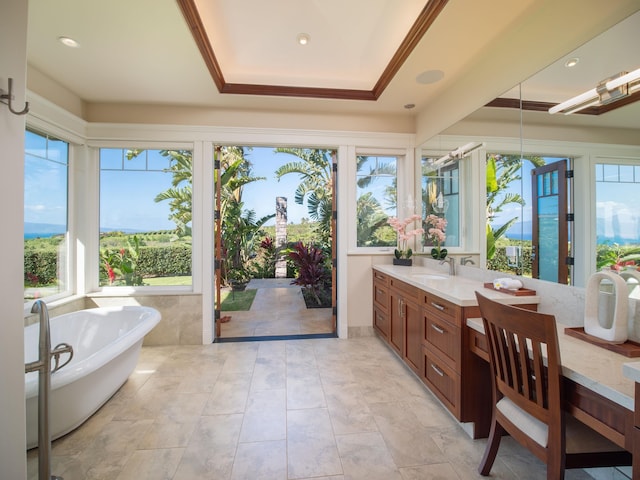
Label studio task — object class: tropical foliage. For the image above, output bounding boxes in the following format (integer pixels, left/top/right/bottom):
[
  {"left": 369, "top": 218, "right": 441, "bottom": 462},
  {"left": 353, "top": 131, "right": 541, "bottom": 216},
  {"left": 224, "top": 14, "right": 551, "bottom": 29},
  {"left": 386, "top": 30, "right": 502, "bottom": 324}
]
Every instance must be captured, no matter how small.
[
  {"left": 217, "top": 147, "right": 275, "bottom": 286},
  {"left": 355, "top": 155, "right": 397, "bottom": 247},
  {"left": 274, "top": 148, "right": 334, "bottom": 246},
  {"left": 287, "top": 241, "right": 331, "bottom": 306},
  {"left": 485, "top": 154, "right": 545, "bottom": 259}
]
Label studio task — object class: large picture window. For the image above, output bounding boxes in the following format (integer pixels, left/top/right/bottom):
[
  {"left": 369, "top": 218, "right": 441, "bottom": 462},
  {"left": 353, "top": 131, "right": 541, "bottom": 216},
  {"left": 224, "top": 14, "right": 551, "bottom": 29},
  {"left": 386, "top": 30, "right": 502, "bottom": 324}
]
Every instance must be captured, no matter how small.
[
  {"left": 595, "top": 162, "right": 640, "bottom": 271},
  {"left": 24, "top": 129, "right": 69, "bottom": 302},
  {"left": 99, "top": 148, "right": 193, "bottom": 287},
  {"left": 355, "top": 155, "right": 397, "bottom": 247}
]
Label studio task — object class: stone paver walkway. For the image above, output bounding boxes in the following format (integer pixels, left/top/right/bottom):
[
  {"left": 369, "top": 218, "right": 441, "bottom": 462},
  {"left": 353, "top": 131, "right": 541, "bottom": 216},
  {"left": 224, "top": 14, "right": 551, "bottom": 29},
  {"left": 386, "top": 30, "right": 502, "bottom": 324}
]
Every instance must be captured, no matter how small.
[{"left": 220, "top": 278, "right": 333, "bottom": 338}]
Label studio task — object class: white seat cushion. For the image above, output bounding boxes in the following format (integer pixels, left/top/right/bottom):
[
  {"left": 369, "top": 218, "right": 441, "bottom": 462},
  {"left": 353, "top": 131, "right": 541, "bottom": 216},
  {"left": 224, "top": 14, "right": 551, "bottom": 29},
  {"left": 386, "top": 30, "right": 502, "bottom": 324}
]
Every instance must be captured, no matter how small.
[
  {"left": 497, "top": 397, "right": 625, "bottom": 453},
  {"left": 497, "top": 397, "right": 548, "bottom": 447}
]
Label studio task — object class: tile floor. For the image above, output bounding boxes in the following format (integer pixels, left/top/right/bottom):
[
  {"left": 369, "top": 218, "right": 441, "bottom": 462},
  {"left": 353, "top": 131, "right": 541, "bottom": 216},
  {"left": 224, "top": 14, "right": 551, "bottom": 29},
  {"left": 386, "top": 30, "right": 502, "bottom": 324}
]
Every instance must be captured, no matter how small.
[
  {"left": 220, "top": 279, "right": 333, "bottom": 338},
  {"left": 29, "top": 336, "right": 601, "bottom": 480}
]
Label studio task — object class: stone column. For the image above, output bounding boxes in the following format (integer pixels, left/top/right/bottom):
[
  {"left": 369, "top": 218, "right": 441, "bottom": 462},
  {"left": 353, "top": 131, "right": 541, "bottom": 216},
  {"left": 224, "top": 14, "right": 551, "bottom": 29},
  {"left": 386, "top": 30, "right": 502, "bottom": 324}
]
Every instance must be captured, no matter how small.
[{"left": 275, "top": 196, "right": 288, "bottom": 278}]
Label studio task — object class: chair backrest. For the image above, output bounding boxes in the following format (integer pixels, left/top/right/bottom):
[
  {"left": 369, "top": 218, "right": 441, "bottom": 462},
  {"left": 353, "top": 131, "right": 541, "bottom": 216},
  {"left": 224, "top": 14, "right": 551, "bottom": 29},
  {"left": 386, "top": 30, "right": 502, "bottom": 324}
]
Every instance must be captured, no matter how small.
[{"left": 475, "top": 292, "right": 563, "bottom": 431}]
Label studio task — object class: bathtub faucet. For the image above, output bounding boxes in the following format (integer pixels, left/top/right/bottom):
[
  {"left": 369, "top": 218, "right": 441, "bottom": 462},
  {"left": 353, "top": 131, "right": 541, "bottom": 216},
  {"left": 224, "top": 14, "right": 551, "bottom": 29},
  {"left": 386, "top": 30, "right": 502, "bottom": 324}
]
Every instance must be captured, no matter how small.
[{"left": 25, "top": 300, "right": 71, "bottom": 480}]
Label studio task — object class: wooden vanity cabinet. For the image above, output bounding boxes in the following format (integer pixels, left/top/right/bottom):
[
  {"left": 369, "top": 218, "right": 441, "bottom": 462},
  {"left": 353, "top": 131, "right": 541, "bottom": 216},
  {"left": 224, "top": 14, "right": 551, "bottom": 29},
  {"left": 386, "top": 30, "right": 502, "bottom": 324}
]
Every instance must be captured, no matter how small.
[
  {"left": 372, "top": 271, "right": 390, "bottom": 340},
  {"left": 372, "top": 269, "right": 500, "bottom": 438},
  {"left": 388, "top": 278, "right": 423, "bottom": 376},
  {"left": 420, "top": 291, "right": 464, "bottom": 417}
]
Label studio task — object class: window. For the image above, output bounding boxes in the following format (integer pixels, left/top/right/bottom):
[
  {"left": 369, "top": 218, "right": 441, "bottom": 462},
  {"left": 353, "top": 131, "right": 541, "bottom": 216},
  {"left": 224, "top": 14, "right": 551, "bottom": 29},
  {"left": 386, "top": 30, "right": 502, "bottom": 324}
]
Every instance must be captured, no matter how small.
[
  {"left": 421, "top": 156, "right": 461, "bottom": 257},
  {"left": 24, "top": 129, "right": 69, "bottom": 302},
  {"left": 99, "top": 148, "right": 193, "bottom": 287},
  {"left": 595, "top": 162, "right": 640, "bottom": 271},
  {"left": 355, "top": 155, "right": 397, "bottom": 247}
]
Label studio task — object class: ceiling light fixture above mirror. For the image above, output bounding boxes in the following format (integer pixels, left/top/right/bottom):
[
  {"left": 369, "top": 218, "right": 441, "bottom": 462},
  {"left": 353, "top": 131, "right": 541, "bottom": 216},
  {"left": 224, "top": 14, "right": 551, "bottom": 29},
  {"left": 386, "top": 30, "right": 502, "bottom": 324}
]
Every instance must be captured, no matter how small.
[
  {"left": 429, "top": 141, "right": 484, "bottom": 169},
  {"left": 549, "top": 67, "right": 640, "bottom": 115}
]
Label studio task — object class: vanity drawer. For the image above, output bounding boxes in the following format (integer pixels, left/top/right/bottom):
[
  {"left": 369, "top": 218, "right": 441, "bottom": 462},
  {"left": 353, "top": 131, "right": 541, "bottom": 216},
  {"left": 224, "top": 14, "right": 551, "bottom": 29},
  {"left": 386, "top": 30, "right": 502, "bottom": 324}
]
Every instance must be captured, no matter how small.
[
  {"left": 424, "top": 314, "right": 460, "bottom": 369},
  {"left": 468, "top": 327, "right": 489, "bottom": 362},
  {"left": 422, "top": 292, "right": 462, "bottom": 327},
  {"left": 373, "top": 270, "right": 388, "bottom": 285},
  {"left": 373, "top": 306, "right": 389, "bottom": 339},
  {"left": 389, "top": 278, "right": 420, "bottom": 302},
  {"left": 373, "top": 283, "right": 389, "bottom": 311},
  {"left": 422, "top": 345, "right": 461, "bottom": 417}
]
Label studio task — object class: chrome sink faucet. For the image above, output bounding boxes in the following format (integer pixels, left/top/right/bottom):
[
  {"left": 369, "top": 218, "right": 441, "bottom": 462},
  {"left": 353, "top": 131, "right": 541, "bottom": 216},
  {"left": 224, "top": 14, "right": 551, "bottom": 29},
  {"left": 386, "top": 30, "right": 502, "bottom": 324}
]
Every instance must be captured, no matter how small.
[
  {"left": 460, "top": 255, "right": 475, "bottom": 265},
  {"left": 440, "top": 256, "right": 456, "bottom": 276}
]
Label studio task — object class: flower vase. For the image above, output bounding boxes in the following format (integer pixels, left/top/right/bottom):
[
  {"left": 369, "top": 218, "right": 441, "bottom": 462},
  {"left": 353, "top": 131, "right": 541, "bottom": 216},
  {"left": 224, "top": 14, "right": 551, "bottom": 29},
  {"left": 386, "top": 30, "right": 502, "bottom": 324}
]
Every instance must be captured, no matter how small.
[{"left": 393, "top": 258, "right": 412, "bottom": 266}]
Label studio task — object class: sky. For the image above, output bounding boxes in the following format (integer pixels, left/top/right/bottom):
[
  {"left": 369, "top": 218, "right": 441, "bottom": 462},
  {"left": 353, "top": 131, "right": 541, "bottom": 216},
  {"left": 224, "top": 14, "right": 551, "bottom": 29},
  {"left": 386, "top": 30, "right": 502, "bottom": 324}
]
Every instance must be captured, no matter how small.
[
  {"left": 25, "top": 141, "right": 310, "bottom": 234},
  {"left": 98, "top": 146, "right": 310, "bottom": 231},
  {"left": 24, "top": 133, "right": 639, "bottom": 243},
  {"left": 240, "top": 147, "right": 309, "bottom": 226}
]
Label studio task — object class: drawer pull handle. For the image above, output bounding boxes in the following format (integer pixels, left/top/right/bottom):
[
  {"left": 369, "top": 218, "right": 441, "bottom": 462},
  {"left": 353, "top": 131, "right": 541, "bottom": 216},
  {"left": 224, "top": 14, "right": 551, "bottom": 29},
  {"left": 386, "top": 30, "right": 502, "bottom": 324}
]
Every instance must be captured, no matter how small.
[
  {"left": 431, "top": 302, "right": 445, "bottom": 311},
  {"left": 431, "top": 324, "right": 445, "bottom": 334},
  {"left": 431, "top": 364, "right": 444, "bottom": 377}
]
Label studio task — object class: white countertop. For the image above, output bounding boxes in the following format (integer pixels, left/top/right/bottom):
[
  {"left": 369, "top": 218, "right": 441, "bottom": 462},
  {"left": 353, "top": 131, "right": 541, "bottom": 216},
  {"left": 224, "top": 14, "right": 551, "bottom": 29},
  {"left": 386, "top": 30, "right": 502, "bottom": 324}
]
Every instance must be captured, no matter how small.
[
  {"left": 373, "top": 264, "right": 540, "bottom": 307},
  {"left": 376, "top": 264, "right": 640, "bottom": 410},
  {"left": 622, "top": 362, "right": 640, "bottom": 384},
  {"left": 467, "top": 317, "right": 635, "bottom": 411}
]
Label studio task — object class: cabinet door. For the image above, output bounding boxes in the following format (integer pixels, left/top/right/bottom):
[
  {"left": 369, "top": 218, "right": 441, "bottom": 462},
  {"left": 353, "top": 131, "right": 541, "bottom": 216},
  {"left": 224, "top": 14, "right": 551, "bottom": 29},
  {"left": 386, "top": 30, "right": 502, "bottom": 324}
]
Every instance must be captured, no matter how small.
[
  {"left": 389, "top": 290, "right": 404, "bottom": 355},
  {"left": 404, "top": 299, "right": 423, "bottom": 376}
]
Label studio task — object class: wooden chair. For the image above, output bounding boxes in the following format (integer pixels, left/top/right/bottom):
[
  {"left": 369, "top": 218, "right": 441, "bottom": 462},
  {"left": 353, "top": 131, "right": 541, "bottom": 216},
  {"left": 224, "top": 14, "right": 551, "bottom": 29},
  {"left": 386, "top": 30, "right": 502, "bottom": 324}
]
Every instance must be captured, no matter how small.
[{"left": 475, "top": 292, "right": 631, "bottom": 479}]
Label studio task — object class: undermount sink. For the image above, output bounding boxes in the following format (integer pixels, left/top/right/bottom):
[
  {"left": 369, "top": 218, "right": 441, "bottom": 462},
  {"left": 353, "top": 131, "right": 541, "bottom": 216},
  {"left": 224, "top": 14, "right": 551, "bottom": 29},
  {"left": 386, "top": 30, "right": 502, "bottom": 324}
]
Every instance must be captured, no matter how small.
[{"left": 410, "top": 273, "right": 448, "bottom": 281}]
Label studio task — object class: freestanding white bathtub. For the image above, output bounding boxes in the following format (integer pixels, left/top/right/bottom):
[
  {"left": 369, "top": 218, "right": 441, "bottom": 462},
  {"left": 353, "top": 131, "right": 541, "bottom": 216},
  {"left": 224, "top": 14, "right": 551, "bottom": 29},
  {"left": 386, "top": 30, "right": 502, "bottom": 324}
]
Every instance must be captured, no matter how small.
[{"left": 24, "top": 305, "right": 161, "bottom": 449}]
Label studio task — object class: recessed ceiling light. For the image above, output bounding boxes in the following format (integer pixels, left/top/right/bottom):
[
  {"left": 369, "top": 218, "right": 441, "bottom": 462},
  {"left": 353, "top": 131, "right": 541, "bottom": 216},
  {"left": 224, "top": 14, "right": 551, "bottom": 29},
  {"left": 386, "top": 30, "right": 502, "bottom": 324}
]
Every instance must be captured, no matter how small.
[
  {"left": 565, "top": 57, "right": 579, "bottom": 68},
  {"left": 58, "top": 36, "right": 80, "bottom": 48},
  {"left": 416, "top": 69, "right": 444, "bottom": 85},
  {"left": 296, "top": 33, "right": 310, "bottom": 46}
]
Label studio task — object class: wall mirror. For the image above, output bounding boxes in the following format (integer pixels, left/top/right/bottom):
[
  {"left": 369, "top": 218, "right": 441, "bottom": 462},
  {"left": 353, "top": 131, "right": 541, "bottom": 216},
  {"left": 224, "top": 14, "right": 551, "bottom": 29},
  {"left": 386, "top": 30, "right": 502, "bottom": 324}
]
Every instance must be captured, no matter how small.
[{"left": 423, "top": 10, "right": 640, "bottom": 287}]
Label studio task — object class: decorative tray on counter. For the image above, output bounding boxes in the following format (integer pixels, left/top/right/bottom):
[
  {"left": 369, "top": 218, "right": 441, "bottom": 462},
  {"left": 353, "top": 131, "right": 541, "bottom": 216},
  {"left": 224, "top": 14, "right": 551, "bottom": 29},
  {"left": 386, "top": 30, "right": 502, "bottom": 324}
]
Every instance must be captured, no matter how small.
[
  {"left": 483, "top": 283, "right": 536, "bottom": 296},
  {"left": 564, "top": 327, "right": 640, "bottom": 357}
]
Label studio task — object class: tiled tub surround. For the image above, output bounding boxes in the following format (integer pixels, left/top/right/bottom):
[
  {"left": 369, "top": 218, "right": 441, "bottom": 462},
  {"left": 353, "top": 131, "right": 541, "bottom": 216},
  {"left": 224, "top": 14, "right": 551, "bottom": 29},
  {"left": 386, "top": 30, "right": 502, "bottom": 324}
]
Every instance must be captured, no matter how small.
[
  {"left": 25, "top": 294, "right": 203, "bottom": 345},
  {"left": 27, "top": 337, "right": 598, "bottom": 480}
]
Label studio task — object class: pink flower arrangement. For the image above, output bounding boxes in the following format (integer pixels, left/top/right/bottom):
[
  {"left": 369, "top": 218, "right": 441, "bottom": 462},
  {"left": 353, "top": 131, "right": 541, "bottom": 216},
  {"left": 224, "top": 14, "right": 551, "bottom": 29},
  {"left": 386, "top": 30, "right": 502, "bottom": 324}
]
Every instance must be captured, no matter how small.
[
  {"left": 387, "top": 214, "right": 425, "bottom": 259},
  {"left": 426, "top": 214, "right": 447, "bottom": 259}
]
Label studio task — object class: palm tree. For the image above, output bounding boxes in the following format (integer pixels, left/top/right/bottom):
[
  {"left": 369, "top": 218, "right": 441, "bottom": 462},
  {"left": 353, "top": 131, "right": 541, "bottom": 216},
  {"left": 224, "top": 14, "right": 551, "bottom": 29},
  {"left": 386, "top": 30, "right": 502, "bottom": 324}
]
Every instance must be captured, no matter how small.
[
  {"left": 486, "top": 154, "right": 545, "bottom": 259},
  {"left": 274, "top": 148, "right": 333, "bottom": 245},
  {"left": 153, "top": 149, "right": 193, "bottom": 235},
  {"left": 355, "top": 155, "right": 397, "bottom": 247},
  {"left": 356, "top": 192, "right": 395, "bottom": 247}
]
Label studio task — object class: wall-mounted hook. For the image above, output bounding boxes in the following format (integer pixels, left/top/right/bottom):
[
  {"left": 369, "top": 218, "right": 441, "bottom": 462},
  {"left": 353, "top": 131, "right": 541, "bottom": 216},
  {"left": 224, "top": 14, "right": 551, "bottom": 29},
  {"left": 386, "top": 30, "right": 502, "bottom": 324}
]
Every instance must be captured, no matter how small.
[{"left": 0, "top": 78, "right": 30, "bottom": 115}]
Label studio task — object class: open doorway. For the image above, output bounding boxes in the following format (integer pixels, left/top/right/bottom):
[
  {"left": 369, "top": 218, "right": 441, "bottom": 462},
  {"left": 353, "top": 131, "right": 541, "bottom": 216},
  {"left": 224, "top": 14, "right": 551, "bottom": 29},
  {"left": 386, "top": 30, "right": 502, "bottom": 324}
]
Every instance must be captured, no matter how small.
[
  {"left": 486, "top": 153, "right": 572, "bottom": 283},
  {"left": 213, "top": 146, "right": 337, "bottom": 341}
]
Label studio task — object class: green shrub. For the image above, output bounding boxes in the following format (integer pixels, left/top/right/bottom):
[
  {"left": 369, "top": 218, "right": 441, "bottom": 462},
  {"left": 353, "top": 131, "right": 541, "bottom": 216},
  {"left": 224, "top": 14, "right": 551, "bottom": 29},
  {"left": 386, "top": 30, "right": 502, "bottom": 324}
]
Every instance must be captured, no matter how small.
[
  {"left": 487, "top": 245, "right": 532, "bottom": 277},
  {"left": 136, "top": 245, "right": 192, "bottom": 276},
  {"left": 24, "top": 250, "right": 59, "bottom": 286}
]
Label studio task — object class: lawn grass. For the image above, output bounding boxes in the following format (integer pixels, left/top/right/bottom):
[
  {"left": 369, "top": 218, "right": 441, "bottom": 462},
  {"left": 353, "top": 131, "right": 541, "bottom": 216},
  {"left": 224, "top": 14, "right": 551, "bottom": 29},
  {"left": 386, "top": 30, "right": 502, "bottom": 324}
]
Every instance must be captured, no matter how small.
[
  {"left": 220, "top": 288, "right": 257, "bottom": 311},
  {"left": 143, "top": 276, "right": 192, "bottom": 286}
]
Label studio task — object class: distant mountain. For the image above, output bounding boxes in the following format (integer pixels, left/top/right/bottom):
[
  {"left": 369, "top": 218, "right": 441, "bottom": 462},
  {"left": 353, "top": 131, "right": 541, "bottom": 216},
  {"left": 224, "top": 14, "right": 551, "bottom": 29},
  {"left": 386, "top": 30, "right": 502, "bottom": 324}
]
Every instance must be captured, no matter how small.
[
  {"left": 25, "top": 222, "right": 143, "bottom": 239},
  {"left": 503, "top": 220, "right": 532, "bottom": 241}
]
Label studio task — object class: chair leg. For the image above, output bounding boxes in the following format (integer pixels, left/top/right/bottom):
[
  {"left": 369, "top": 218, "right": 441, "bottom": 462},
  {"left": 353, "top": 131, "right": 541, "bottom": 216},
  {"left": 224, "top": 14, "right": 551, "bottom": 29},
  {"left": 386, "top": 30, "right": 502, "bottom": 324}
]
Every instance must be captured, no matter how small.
[
  {"left": 479, "top": 419, "right": 504, "bottom": 476},
  {"left": 547, "top": 456, "right": 565, "bottom": 480}
]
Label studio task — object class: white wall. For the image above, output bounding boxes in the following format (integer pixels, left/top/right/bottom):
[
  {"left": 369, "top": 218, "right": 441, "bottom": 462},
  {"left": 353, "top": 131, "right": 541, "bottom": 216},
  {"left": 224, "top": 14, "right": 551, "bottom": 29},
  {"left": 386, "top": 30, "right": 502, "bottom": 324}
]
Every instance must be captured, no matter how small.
[{"left": 0, "top": 0, "right": 28, "bottom": 477}]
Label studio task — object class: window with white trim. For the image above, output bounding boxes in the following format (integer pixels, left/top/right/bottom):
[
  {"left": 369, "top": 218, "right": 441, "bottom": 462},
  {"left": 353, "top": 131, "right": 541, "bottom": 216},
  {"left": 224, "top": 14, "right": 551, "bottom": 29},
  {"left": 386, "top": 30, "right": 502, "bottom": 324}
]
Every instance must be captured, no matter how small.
[
  {"left": 24, "top": 129, "right": 69, "bottom": 302},
  {"left": 99, "top": 148, "right": 193, "bottom": 287},
  {"left": 355, "top": 154, "right": 398, "bottom": 247}
]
